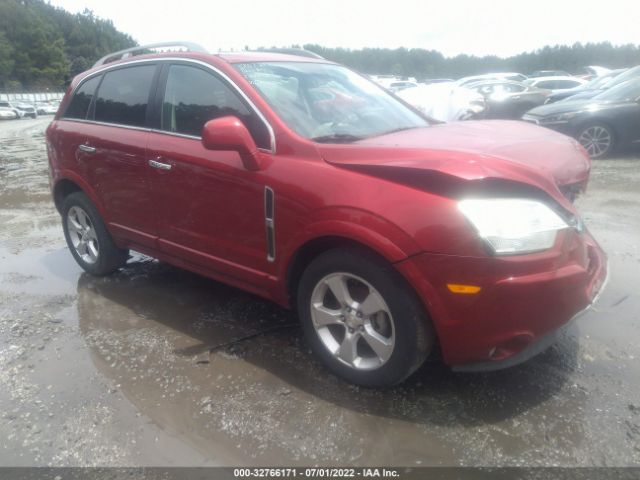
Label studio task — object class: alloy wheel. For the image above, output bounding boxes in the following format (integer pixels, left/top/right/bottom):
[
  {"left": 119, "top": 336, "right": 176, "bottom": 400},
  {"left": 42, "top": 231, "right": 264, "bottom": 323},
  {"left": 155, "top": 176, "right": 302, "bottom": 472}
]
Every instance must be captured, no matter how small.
[
  {"left": 310, "top": 272, "right": 395, "bottom": 370},
  {"left": 67, "top": 206, "right": 100, "bottom": 264},
  {"left": 578, "top": 125, "right": 612, "bottom": 158}
]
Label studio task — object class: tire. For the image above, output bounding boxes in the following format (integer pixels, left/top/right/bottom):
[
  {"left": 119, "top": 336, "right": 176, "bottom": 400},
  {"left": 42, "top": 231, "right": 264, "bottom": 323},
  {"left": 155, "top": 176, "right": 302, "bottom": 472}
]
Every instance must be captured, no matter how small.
[
  {"left": 297, "top": 248, "right": 433, "bottom": 387},
  {"left": 577, "top": 122, "right": 616, "bottom": 159},
  {"left": 61, "top": 192, "right": 128, "bottom": 276}
]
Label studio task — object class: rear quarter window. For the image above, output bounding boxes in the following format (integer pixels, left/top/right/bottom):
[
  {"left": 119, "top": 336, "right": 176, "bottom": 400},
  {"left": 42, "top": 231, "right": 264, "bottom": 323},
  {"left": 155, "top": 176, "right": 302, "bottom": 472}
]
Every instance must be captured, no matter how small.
[
  {"left": 63, "top": 75, "right": 101, "bottom": 120},
  {"left": 94, "top": 65, "right": 156, "bottom": 127}
]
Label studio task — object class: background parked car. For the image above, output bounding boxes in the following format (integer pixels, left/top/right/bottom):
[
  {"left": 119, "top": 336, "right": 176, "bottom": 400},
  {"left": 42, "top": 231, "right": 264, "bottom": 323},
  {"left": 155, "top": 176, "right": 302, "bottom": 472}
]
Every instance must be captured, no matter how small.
[
  {"left": 0, "top": 101, "right": 23, "bottom": 118},
  {"left": 397, "top": 81, "right": 485, "bottom": 121},
  {"left": 523, "top": 78, "right": 640, "bottom": 158},
  {"left": 465, "top": 80, "right": 550, "bottom": 119},
  {"left": 552, "top": 65, "right": 640, "bottom": 104},
  {"left": 0, "top": 106, "right": 19, "bottom": 119},
  {"left": 529, "top": 70, "right": 571, "bottom": 78},
  {"left": 1, "top": 101, "right": 38, "bottom": 118},
  {"left": 524, "top": 76, "right": 587, "bottom": 92},
  {"left": 576, "top": 65, "right": 611, "bottom": 80},
  {"left": 544, "top": 68, "right": 627, "bottom": 104},
  {"left": 35, "top": 101, "right": 59, "bottom": 115},
  {"left": 456, "top": 72, "right": 528, "bottom": 87}
]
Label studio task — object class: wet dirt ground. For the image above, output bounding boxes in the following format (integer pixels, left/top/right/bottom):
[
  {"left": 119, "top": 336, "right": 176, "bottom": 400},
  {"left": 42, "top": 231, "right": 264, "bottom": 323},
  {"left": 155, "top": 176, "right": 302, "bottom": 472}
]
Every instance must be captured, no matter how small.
[{"left": 0, "top": 118, "right": 639, "bottom": 467}]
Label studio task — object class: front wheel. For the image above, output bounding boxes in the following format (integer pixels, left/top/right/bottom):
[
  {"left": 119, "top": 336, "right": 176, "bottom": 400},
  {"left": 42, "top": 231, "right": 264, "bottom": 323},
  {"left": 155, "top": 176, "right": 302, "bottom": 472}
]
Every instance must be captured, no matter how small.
[
  {"left": 61, "top": 192, "right": 128, "bottom": 276},
  {"left": 577, "top": 123, "right": 616, "bottom": 159},
  {"left": 297, "top": 248, "right": 433, "bottom": 387}
]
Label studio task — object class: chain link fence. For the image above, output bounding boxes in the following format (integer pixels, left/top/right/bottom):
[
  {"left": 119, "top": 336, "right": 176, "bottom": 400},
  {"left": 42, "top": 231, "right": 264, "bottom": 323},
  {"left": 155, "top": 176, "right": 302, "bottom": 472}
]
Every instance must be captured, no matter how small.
[{"left": 0, "top": 92, "right": 65, "bottom": 103}]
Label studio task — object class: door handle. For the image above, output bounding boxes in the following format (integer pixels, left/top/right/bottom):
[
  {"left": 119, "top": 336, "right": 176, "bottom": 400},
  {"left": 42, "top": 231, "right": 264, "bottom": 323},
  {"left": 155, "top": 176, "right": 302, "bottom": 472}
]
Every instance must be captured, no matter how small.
[
  {"left": 78, "top": 144, "right": 96, "bottom": 153},
  {"left": 148, "top": 159, "right": 172, "bottom": 170}
]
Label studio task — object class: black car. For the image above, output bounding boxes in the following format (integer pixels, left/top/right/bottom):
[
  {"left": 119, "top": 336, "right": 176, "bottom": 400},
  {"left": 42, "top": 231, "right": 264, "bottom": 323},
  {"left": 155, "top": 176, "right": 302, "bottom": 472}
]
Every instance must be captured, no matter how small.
[
  {"left": 465, "top": 80, "right": 549, "bottom": 119},
  {"left": 523, "top": 78, "right": 640, "bottom": 158},
  {"left": 544, "top": 69, "right": 627, "bottom": 104}
]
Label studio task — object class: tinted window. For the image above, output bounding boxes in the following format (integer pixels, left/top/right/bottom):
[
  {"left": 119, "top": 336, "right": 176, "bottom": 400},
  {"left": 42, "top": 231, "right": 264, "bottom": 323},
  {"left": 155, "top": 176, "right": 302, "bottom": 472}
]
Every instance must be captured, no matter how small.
[
  {"left": 64, "top": 76, "right": 101, "bottom": 120},
  {"left": 162, "top": 65, "right": 270, "bottom": 149},
  {"left": 503, "top": 83, "right": 525, "bottom": 92},
  {"left": 94, "top": 65, "right": 155, "bottom": 127},
  {"left": 535, "top": 80, "right": 556, "bottom": 89},
  {"left": 556, "top": 80, "right": 581, "bottom": 89}
]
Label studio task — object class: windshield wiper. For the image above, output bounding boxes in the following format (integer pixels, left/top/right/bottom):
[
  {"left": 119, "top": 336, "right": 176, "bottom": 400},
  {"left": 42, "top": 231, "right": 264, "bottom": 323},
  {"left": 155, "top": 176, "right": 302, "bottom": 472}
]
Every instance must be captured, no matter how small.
[{"left": 311, "top": 133, "right": 364, "bottom": 143}]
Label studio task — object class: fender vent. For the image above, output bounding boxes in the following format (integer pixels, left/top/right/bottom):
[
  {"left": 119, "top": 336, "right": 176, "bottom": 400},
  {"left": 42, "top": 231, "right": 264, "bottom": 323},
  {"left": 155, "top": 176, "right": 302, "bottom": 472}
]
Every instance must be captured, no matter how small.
[{"left": 265, "top": 187, "right": 275, "bottom": 262}]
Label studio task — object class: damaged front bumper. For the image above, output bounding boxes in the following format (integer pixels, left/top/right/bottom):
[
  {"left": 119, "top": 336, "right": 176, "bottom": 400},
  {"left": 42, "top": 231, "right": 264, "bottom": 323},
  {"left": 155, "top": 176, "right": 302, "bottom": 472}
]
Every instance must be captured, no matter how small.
[{"left": 395, "top": 227, "right": 608, "bottom": 370}]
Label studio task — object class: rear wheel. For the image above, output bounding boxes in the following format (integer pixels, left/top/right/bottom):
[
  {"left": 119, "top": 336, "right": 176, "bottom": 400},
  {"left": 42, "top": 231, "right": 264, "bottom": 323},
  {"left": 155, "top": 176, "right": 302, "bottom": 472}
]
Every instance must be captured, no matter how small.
[
  {"left": 577, "top": 123, "right": 615, "bottom": 159},
  {"left": 61, "top": 192, "right": 128, "bottom": 276},
  {"left": 297, "top": 248, "right": 433, "bottom": 387}
]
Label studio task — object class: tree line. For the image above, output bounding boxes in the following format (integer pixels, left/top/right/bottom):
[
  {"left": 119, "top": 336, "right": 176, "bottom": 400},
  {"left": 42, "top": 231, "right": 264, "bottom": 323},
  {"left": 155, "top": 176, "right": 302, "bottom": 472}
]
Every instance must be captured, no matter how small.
[
  {"left": 2, "top": 0, "right": 640, "bottom": 90},
  {"left": 0, "top": 0, "right": 135, "bottom": 91},
  {"left": 302, "top": 42, "right": 640, "bottom": 80}
]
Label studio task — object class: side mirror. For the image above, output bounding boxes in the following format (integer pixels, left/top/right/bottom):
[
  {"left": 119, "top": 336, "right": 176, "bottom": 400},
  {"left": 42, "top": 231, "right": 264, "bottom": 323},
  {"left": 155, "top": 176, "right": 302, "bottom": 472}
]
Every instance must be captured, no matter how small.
[{"left": 201, "top": 116, "right": 262, "bottom": 171}]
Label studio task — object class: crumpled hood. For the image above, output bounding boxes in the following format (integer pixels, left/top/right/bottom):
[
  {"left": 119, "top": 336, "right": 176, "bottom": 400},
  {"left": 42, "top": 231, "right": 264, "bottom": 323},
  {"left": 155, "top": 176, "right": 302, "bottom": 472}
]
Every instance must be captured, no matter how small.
[{"left": 318, "top": 120, "right": 591, "bottom": 209}]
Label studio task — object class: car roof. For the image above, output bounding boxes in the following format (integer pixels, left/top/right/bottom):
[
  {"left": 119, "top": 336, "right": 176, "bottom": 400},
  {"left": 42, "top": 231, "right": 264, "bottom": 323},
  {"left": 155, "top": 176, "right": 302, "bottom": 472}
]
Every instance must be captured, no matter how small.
[
  {"left": 458, "top": 72, "right": 524, "bottom": 82},
  {"left": 217, "top": 51, "right": 331, "bottom": 64},
  {"left": 97, "top": 50, "right": 331, "bottom": 68},
  {"left": 75, "top": 50, "right": 334, "bottom": 85},
  {"left": 465, "top": 79, "right": 526, "bottom": 87},
  {"left": 529, "top": 75, "right": 583, "bottom": 82}
]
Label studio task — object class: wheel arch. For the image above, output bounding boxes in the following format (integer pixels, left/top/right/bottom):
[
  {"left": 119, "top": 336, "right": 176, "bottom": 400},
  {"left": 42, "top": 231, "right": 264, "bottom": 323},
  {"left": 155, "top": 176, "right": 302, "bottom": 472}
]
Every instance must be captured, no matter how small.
[
  {"left": 284, "top": 233, "right": 425, "bottom": 314},
  {"left": 53, "top": 178, "right": 83, "bottom": 213},
  {"left": 52, "top": 173, "right": 108, "bottom": 220}
]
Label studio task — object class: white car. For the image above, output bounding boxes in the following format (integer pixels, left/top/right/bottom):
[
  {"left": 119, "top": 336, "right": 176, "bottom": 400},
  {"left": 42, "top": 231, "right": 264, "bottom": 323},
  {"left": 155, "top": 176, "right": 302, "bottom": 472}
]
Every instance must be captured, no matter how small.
[
  {"left": 524, "top": 76, "right": 587, "bottom": 92},
  {"left": 36, "top": 102, "right": 60, "bottom": 115},
  {"left": 457, "top": 72, "right": 528, "bottom": 87},
  {"left": 0, "top": 106, "right": 19, "bottom": 119},
  {"left": 396, "top": 82, "right": 485, "bottom": 122},
  {"left": 0, "top": 101, "right": 23, "bottom": 118}
]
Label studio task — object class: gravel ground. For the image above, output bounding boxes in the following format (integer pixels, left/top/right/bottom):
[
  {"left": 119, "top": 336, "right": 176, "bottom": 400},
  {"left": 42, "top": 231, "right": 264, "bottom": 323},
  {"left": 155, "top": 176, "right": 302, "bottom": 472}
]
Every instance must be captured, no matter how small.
[{"left": 0, "top": 118, "right": 639, "bottom": 467}]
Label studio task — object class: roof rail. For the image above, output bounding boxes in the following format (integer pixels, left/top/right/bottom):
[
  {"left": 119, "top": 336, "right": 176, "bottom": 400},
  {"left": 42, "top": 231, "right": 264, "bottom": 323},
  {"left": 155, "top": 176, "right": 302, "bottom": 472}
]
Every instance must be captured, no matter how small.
[
  {"left": 253, "top": 48, "right": 325, "bottom": 60},
  {"left": 93, "top": 41, "right": 208, "bottom": 68}
]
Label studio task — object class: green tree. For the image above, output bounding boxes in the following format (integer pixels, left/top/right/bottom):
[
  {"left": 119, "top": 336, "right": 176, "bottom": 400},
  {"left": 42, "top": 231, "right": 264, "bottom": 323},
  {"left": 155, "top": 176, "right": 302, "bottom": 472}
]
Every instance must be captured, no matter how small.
[
  {"left": 0, "top": 0, "right": 136, "bottom": 90},
  {"left": 0, "top": 31, "right": 15, "bottom": 88}
]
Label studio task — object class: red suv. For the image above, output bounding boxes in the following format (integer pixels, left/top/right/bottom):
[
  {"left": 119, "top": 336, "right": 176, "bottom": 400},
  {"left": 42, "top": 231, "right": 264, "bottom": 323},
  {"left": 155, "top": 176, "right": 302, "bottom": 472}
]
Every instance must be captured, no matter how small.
[{"left": 46, "top": 43, "right": 608, "bottom": 386}]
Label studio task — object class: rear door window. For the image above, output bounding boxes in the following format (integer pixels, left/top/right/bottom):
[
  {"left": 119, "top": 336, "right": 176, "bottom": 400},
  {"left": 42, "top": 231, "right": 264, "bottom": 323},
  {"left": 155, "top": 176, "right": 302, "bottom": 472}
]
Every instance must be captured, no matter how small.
[
  {"left": 161, "top": 64, "right": 270, "bottom": 149},
  {"left": 64, "top": 75, "right": 101, "bottom": 120},
  {"left": 94, "top": 65, "right": 156, "bottom": 127}
]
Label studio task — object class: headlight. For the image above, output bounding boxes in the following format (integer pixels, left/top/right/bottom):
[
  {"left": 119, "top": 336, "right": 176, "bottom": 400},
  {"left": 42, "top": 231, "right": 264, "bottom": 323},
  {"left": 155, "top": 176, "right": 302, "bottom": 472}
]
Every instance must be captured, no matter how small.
[
  {"left": 458, "top": 199, "right": 568, "bottom": 255},
  {"left": 540, "top": 111, "right": 577, "bottom": 124}
]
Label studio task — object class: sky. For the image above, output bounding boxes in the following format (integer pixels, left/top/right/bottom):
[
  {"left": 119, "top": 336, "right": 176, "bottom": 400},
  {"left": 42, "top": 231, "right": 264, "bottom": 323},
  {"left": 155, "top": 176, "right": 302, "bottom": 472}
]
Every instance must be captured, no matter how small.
[{"left": 49, "top": 0, "right": 640, "bottom": 58}]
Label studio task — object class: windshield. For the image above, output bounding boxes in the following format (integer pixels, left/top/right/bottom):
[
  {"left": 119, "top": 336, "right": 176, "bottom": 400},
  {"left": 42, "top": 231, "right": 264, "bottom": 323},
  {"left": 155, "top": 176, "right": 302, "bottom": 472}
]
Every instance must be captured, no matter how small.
[
  {"left": 593, "top": 78, "right": 640, "bottom": 102},
  {"left": 603, "top": 65, "right": 640, "bottom": 89},
  {"left": 234, "top": 62, "right": 429, "bottom": 142}
]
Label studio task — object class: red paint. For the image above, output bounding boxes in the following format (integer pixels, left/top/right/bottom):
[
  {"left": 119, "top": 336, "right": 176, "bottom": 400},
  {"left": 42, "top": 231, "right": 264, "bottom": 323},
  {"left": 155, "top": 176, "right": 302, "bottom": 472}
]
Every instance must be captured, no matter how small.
[{"left": 46, "top": 51, "right": 607, "bottom": 369}]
